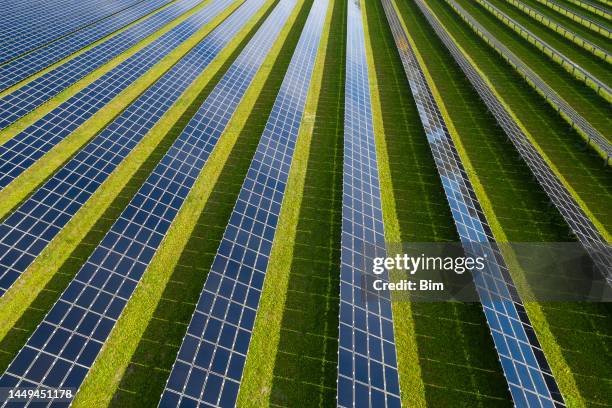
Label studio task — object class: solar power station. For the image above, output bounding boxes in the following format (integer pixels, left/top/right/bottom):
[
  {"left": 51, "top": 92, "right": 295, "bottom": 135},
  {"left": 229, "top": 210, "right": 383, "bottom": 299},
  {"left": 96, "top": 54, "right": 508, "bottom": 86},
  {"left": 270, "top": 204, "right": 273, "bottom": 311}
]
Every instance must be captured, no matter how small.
[{"left": 0, "top": 0, "right": 609, "bottom": 406}]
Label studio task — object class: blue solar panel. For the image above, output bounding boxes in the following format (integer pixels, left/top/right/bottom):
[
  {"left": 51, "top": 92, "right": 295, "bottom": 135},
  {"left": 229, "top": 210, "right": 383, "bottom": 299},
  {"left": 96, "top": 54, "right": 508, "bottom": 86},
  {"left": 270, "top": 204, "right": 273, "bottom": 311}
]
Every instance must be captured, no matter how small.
[
  {"left": 160, "top": 0, "right": 329, "bottom": 405},
  {"left": 0, "top": 0, "right": 172, "bottom": 93},
  {"left": 0, "top": 0, "right": 266, "bottom": 298},
  {"left": 0, "top": 0, "right": 234, "bottom": 190},
  {"left": 0, "top": 0, "right": 147, "bottom": 65},
  {"left": 336, "top": 1, "right": 402, "bottom": 407},
  {"left": 0, "top": 0, "right": 295, "bottom": 404},
  {"left": 381, "top": 0, "right": 565, "bottom": 406}
]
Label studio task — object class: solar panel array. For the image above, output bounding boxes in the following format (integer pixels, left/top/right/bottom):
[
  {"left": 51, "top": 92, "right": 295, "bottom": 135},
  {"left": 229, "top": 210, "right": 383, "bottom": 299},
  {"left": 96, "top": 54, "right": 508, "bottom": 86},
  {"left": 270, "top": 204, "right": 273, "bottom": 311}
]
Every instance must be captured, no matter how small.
[
  {"left": 437, "top": 0, "right": 612, "bottom": 282},
  {"left": 0, "top": 0, "right": 208, "bottom": 131},
  {"left": 382, "top": 0, "right": 566, "bottom": 405},
  {"left": 160, "top": 0, "right": 329, "bottom": 405},
  {"left": 0, "top": 0, "right": 146, "bottom": 65},
  {"left": 0, "top": 0, "right": 234, "bottom": 190},
  {"left": 507, "top": 0, "right": 610, "bottom": 62},
  {"left": 0, "top": 0, "right": 265, "bottom": 298},
  {"left": 475, "top": 0, "right": 611, "bottom": 99},
  {"left": 444, "top": 0, "right": 612, "bottom": 160},
  {"left": 0, "top": 0, "right": 172, "bottom": 93},
  {"left": 533, "top": 0, "right": 611, "bottom": 37},
  {"left": 336, "top": 1, "right": 402, "bottom": 406},
  {"left": 0, "top": 0, "right": 282, "bottom": 402}
]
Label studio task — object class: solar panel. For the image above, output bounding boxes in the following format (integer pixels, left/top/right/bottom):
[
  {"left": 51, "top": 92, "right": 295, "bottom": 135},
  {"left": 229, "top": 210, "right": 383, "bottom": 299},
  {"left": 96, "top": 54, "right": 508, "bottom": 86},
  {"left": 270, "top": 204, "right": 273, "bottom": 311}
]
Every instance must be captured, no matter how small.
[
  {"left": 0, "top": 0, "right": 297, "bottom": 404},
  {"left": 160, "top": 0, "right": 329, "bottom": 405},
  {"left": 0, "top": 0, "right": 267, "bottom": 298},
  {"left": 0, "top": 0, "right": 147, "bottom": 65},
  {"left": 421, "top": 0, "right": 612, "bottom": 284},
  {"left": 336, "top": 1, "right": 401, "bottom": 406},
  {"left": 0, "top": 0, "right": 172, "bottom": 94},
  {"left": 381, "top": 0, "right": 566, "bottom": 405},
  {"left": 0, "top": 0, "right": 234, "bottom": 190},
  {"left": 445, "top": 0, "right": 611, "bottom": 160}
]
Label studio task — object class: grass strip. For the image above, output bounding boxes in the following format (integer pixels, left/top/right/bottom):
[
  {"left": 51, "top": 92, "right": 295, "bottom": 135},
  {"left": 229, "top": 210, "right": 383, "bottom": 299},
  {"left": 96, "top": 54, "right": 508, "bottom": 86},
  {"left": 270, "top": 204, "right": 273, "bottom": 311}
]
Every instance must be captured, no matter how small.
[
  {"left": 0, "top": 0, "right": 244, "bottom": 222},
  {"left": 367, "top": 0, "right": 513, "bottom": 405},
  {"left": 404, "top": 0, "right": 611, "bottom": 404},
  {"left": 236, "top": 0, "right": 336, "bottom": 406},
  {"left": 431, "top": 0, "right": 612, "bottom": 237},
  {"left": 0, "top": 0, "right": 268, "bottom": 362},
  {"left": 478, "top": 0, "right": 612, "bottom": 100},
  {"left": 502, "top": 0, "right": 611, "bottom": 61},
  {"left": 533, "top": 0, "right": 611, "bottom": 37},
  {"left": 75, "top": 2, "right": 315, "bottom": 406}
]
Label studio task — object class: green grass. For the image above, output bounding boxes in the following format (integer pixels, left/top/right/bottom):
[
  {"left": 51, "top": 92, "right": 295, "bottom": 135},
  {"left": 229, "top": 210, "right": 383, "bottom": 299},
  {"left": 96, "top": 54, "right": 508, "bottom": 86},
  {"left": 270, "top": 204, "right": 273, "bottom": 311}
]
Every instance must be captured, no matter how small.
[
  {"left": 428, "top": 0, "right": 612, "bottom": 236},
  {"left": 514, "top": 0, "right": 612, "bottom": 52},
  {"left": 401, "top": 0, "right": 612, "bottom": 404},
  {"left": 99, "top": 3, "right": 315, "bottom": 406},
  {"left": 365, "top": 0, "right": 513, "bottom": 406},
  {"left": 449, "top": 0, "right": 612, "bottom": 139},
  {"left": 256, "top": 0, "right": 344, "bottom": 406},
  {"left": 485, "top": 0, "right": 612, "bottom": 87}
]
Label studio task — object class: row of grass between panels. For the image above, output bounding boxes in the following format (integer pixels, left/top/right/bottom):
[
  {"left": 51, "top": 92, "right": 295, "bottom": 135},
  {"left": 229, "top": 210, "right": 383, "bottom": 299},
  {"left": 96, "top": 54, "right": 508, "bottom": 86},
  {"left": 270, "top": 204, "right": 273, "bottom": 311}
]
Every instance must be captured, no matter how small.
[
  {"left": 237, "top": 0, "right": 338, "bottom": 406},
  {"left": 0, "top": 0, "right": 274, "bottom": 382},
  {"left": 0, "top": 0, "right": 245, "bottom": 223},
  {"left": 438, "top": 0, "right": 612, "bottom": 237},
  {"left": 561, "top": 0, "right": 612, "bottom": 20},
  {"left": 502, "top": 0, "right": 611, "bottom": 61},
  {"left": 475, "top": 0, "right": 612, "bottom": 102},
  {"left": 74, "top": 1, "right": 316, "bottom": 405},
  {"left": 447, "top": 0, "right": 612, "bottom": 143},
  {"left": 519, "top": 0, "right": 612, "bottom": 49},
  {"left": 366, "top": 0, "right": 516, "bottom": 405},
  {"left": 533, "top": 0, "right": 612, "bottom": 37},
  {"left": 406, "top": 0, "right": 612, "bottom": 405}
]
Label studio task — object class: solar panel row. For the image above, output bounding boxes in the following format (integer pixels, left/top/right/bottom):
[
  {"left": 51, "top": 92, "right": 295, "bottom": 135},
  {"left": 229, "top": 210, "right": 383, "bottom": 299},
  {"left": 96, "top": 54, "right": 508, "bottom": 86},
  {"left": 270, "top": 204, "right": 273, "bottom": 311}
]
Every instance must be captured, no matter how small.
[
  {"left": 533, "top": 0, "right": 611, "bottom": 37},
  {"left": 429, "top": 0, "right": 612, "bottom": 284},
  {"left": 336, "top": 1, "right": 401, "bottom": 407},
  {"left": 382, "top": 1, "right": 566, "bottom": 406},
  {"left": 0, "top": 0, "right": 263, "bottom": 298},
  {"left": 0, "top": 0, "right": 172, "bottom": 93},
  {"left": 0, "top": 0, "right": 277, "bottom": 404},
  {"left": 445, "top": 0, "right": 611, "bottom": 160},
  {"left": 476, "top": 0, "right": 611, "bottom": 98},
  {"left": 0, "top": 0, "right": 234, "bottom": 190},
  {"left": 507, "top": 0, "right": 610, "bottom": 61},
  {"left": 0, "top": 0, "right": 208, "bottom": 128},
  {"left": 0, "top": 0, "right": 147, "bottom": 65},
  {"left": 161, "top": 0, "right": 329, "bottom": 405}
]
